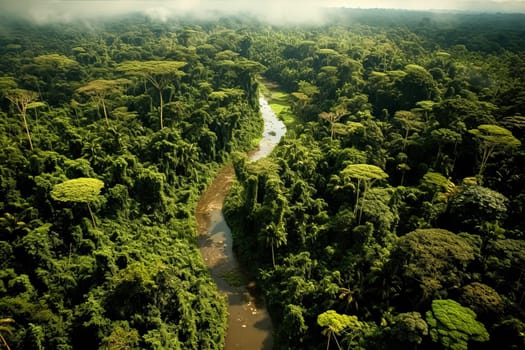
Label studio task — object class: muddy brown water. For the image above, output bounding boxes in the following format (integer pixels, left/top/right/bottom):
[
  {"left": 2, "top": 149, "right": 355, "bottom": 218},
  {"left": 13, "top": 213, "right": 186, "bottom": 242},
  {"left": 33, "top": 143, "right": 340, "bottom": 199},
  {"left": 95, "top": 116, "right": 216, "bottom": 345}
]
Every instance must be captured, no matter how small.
[{"left": 196, "top": 96, "right": 286, "bottom": 349}]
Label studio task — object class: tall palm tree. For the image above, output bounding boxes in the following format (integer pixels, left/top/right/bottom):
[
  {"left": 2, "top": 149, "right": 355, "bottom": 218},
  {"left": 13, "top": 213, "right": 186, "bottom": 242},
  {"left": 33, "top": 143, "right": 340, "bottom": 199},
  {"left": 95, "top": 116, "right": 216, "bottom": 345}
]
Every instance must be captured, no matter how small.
[
  {"left": 5, "top": 89, "right": 45, "bottom": 150},
  {"left": 259, "top": 222, "right": 287, "bottom": 268}
]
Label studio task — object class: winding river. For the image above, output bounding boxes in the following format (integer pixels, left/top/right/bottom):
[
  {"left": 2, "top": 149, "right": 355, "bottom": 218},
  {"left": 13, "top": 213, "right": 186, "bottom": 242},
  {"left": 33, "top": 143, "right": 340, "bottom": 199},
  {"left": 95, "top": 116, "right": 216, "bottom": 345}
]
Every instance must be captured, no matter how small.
[{"left": 196, "top": 95, "right": 286, "bottom": 349}]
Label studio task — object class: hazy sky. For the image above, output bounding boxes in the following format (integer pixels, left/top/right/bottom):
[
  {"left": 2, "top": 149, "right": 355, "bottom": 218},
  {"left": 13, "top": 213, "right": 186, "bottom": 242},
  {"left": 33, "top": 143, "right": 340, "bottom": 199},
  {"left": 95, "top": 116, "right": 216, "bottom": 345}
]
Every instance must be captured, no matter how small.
[{"left": 1, "top": 0, "right": 524, "bottom": 23}]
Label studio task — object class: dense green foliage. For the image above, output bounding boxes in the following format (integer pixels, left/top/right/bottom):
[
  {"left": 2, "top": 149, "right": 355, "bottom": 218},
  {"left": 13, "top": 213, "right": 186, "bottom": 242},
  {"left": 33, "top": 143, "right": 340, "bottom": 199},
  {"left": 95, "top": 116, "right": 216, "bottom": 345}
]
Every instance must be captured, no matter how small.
[
  {"left": 224, "top": 9, "right": 525, "bottom": 350},
  {"left": 0, "top": 16, "right": 264, "bottom": 349},
  {"left": 1, "top": 8, "right": 525, "bottom": 350}
]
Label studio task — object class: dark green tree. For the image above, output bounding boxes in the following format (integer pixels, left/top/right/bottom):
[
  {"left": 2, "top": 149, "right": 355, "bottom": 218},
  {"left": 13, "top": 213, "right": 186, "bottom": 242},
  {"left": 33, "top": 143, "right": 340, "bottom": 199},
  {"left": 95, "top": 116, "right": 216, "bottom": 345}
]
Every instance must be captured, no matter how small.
[
  {"left": 388, "top": 312, "right": 428, "bottom": 348},
  {"left": 468, "top": 124, "right": 520, "bottom": 177},
  {"left": 387, "top": 229, "right": 475, "bottom": 306},
  {"left": 319, "top": 108, "right": 347, "bottom": 140},
  {"left": 5, "top": 89, "right": 45, "bottom": 150},
  {"left": 340, "top": 164, "right": 388, "bottom": 224},
  {"left": 76, "top": 79, "right": 130, "bottom": 128},
  {"left": 446, "top": 184, "right": 508, "bottom": 231},
  {"left": 117, "top": 61, "right": 186, "bottom": 129}
]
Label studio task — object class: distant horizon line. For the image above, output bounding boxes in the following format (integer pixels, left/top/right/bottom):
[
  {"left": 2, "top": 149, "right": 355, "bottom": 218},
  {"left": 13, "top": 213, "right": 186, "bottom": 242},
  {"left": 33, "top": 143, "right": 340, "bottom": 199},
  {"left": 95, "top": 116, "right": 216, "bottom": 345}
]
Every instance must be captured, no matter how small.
[
  {"left": 46, "top": 0, "right": 525, "bottom": 13},
  {"left": 1, "top": 3, "right": 524, "bottom": 26}
]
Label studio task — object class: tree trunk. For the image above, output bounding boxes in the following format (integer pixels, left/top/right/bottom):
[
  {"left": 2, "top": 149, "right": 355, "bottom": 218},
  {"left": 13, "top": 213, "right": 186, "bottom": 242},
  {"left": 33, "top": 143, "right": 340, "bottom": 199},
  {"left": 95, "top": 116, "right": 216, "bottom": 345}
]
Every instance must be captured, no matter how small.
[
  {"left": 354, "top": 178, "right": 361, "bottom": 216},
  {"left": 333, "top": 334, "right": 342, "bottom": 350},
  {"left": 271, "top": 243, "right": 276, "bottom": 268},
  {"left": 159, "top": 88, "right": 164, "bottom": 129},
  {"left": 101, "top": 98, "right": 109, "bottom": 128},
  {"left": 478, "top": 146, "right": 493, "bottom": 178},
  {"left": 403, "top": 128, "right": 410, "bottom": 152},
  {"left": 21, "top": 110, "right": 33, "bottom": 151},
  {"left": 358, "top": 181, "right": 369, "bottom": 225},
  {"left": 87, "top": 202, "right": 97, "bottom": 229},
  {"left": 0, "top": 335, "right": 12, "bottom": 350}
]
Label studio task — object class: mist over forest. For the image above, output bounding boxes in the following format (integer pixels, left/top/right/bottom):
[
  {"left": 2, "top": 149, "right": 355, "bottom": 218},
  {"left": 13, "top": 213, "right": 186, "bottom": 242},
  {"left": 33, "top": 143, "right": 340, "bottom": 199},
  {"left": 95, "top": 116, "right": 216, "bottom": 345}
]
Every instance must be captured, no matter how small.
[
  {"left": 2, "top": 0, "right": 525, "bottom": 24},
  {"left": 1, "top": 3, "right": 525, "bottom": 350}
]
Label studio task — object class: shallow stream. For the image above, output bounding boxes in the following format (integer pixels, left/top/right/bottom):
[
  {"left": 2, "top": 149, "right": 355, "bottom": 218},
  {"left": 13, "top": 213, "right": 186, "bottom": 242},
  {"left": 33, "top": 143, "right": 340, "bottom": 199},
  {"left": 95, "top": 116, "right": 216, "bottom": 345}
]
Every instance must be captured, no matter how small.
[{"left": 196, "top": 95, "right": 286, "bottom": 349}]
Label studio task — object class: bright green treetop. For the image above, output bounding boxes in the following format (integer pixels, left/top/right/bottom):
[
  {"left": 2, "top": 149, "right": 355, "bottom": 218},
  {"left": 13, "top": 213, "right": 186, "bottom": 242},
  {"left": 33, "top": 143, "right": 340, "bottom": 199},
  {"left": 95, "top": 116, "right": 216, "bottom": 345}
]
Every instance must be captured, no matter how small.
[
  {"left": 341, "top": 164, "right": 388, "bottom": 182},
  {"left": 318, "top": 310, "right": 361, "bottom": 350},
  {"left": 51, "top": 178, "right": 104, "bottom": 204},
  {"left": 426, "top": 299, "right": 489, "bottom": 350},
  {"left": 33, "top": 53, "right": 78, "bottom": 69},
  {"left": 51, "top": 178, "right": 104, "bottom": 228},
  {"left": 317, "top": 310, "right": 360, "bottom": 335}
]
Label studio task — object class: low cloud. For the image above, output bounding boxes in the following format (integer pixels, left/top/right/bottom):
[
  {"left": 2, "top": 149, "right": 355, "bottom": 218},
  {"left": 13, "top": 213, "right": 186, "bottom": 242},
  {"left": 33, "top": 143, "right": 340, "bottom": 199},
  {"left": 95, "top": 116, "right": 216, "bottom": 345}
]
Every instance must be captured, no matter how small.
[
  {"left": 1, "top": 0, "right": 524, "bottom": 24},
  {"left": 1, "top": 0, "right": 335, "bottom": 24}
]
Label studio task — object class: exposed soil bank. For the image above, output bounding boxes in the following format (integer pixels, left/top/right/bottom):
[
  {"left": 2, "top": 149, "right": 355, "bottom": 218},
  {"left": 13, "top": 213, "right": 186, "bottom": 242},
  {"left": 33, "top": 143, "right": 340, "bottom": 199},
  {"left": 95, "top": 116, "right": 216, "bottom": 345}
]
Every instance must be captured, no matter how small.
[{"left": 196, "top": 95, "right": 285, "bottom": 349}]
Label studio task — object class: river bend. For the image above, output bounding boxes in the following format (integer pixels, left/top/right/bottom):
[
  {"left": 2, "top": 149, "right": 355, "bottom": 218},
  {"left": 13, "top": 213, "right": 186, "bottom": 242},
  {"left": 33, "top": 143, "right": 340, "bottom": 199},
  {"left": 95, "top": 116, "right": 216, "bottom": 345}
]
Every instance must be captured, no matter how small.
[{"left": 196, "top": 95, "right": 286, "bottom": 349}]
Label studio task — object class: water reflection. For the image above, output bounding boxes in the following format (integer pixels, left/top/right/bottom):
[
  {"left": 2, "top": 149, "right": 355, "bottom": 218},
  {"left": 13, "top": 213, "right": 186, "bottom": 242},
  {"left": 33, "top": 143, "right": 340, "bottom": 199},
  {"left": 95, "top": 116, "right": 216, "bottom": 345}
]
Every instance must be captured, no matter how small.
[
  {"left": 196, "top": 94, "right": 285, "bottom": 350},
  {"left": 249, "top": 96, "right": 287, "bottom": 161}
]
